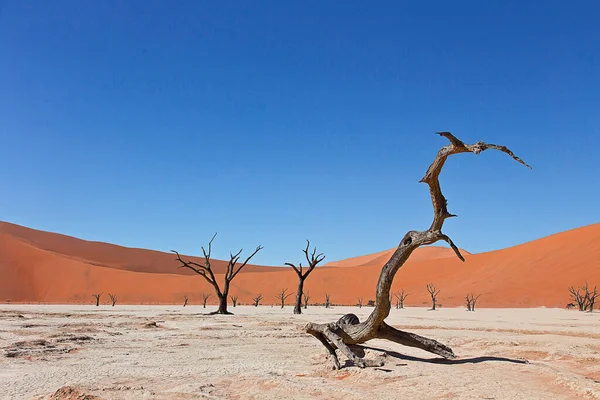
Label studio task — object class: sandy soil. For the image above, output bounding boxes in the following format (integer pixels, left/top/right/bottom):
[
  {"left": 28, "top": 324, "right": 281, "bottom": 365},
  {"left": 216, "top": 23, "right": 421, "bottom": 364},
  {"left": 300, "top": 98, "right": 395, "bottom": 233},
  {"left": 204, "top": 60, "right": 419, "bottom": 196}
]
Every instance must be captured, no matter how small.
[{"left": 0, "top": 305, "right": 599, "bottom": 400}]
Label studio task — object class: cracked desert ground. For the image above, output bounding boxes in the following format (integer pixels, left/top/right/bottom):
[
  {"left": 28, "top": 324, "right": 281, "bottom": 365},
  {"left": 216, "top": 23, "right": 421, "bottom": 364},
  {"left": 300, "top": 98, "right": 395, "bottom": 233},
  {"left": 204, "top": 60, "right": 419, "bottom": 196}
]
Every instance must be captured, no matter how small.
[{"left": 1, "top": 305, "right": 599, "bottom": 399}]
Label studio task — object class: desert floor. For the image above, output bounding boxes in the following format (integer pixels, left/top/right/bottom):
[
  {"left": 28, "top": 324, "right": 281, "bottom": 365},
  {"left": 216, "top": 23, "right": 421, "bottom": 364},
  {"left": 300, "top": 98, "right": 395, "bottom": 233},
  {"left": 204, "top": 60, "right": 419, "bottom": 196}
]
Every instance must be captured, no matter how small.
[{"left": 0, "top": 305, "right": 599, "bottom": 399}]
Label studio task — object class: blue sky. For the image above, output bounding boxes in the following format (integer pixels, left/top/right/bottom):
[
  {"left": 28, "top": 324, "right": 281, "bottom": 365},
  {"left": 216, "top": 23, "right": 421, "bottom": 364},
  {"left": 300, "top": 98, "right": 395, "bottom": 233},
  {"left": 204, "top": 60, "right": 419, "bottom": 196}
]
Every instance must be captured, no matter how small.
[{"left": 1, "top": 1, "right": 599, "bottom": 265}]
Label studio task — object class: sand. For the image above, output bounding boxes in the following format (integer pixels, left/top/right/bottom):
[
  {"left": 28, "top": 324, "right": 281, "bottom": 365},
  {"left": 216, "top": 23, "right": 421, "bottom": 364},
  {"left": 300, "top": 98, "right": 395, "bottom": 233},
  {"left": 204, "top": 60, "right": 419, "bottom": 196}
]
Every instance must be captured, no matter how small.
[
  {"left": 2, "top": 221, "right": 600, "bottom": 308},
  {"left": 1, "top": 305, "right": 599, "bottom": 399}
]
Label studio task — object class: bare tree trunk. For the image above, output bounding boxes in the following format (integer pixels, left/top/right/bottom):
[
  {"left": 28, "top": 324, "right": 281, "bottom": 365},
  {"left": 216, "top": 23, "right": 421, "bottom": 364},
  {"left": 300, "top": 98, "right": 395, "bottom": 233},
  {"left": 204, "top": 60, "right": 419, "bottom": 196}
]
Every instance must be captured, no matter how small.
[
  {"left": 183, "top": 296, "right": 189, "bottom": 307},
  {"left": 294, "top": 278, "right": 305, "bottom": 314},
  {"left": 303, "top": 291, "right": 310, "bottom": 309},
  {"left": 172, "top": 233, "right": 263, "bottom": 316},
  {"left": 357, "top": 298, "right": 363, "bottom": 308},
  {"left": 286, "top": 241, "right": 326, "bottom": 315},
  {"left": 231, "top": 295, "right": 238, "bottom": 307},
  {"left": 325, "top": 294, "right": 331, "bottom": 308},
  {"left": 253, "top": 294, "right": 263, "bottom": 307},
  {"left": 92, "top": 293, "right": 102, "bottom": 307},
  {"left": 303, "top": 132, "right": 530, "bottom": 369}
]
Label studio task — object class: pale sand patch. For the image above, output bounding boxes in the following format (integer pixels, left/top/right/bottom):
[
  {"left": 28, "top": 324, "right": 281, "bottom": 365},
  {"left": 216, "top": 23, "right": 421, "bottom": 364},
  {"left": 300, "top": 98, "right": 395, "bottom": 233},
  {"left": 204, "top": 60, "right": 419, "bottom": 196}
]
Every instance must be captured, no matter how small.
[{"left": 0, "top": 305, "right": 599, "bottom": 399}]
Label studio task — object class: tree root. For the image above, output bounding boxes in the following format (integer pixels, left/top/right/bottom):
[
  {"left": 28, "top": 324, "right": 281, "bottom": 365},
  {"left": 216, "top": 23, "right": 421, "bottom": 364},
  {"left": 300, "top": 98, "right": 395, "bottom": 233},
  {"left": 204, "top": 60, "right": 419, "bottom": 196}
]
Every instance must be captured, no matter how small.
[{"left": 306, "top": 314, "right": 454, "bottom": 369}]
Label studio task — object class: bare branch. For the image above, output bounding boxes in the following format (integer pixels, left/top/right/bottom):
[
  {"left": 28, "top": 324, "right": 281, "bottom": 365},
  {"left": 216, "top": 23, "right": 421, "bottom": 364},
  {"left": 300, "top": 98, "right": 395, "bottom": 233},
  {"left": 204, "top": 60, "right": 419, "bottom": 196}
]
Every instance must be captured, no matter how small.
[
  {"left": 229, "top": 245, "right": 264, "bottom": 281},
  {"left": 252, "top": 293, "right": 263, "bottom": 307}
]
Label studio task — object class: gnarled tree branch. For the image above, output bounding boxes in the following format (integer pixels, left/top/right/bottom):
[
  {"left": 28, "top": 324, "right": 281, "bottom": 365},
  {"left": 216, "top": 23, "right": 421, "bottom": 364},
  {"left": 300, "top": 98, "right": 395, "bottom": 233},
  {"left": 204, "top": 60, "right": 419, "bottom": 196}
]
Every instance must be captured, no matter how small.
[{"left": 305, "top": 132, "right": 530, "bottom": 369}]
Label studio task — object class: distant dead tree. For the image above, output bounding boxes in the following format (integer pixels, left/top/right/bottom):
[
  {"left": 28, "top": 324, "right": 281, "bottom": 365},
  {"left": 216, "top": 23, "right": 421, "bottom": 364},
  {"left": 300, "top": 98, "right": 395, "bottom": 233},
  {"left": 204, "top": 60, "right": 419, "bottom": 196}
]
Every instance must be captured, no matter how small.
[
  {"left": 568, "top": 285, "right": 588, "bottom": 311},
  {"left": 357, "top": 297, "right": 363, "bottom": 308},
  {"left": 201, "top": 292, "right": 211, "bottom": 308},
  {"left": 276, "top": 288, "right": 293, "bottom": 309},
  {"left": 285, "top": 240, "right": 326, "bottom": 314},
  {"left": 426, "top": 283, "right": 440, "bottom": 310},
  {"left": 393, "top": 289, "right": 409, "bottom": 309},
  {"left": 566, "top": 302, "right": 576, "bottom": 310},
  {"left": 303, "top": 132, "right": 530, "bottom": 369},
  {"left": 253, "top": 294, "right": 263, "bottom": 307},
  {"left": 302, "top": 291, "right": 310, "bottom": 309},
  {"left": 230, "top": 295, "right": 238, "bottom": 307},
  {"left": 108, "top": 294, "right": 117, "bottom": 307},
  {"left": 465, "top": 293, "right": 481, "bottom": 311},
  {"left": 172, "top": 233, "right": 263, "bottom": 315},
  {"left": 583, "top": 282, "right": 598, "bottom": 312},
  {"left": 325, "top": 293, "right": 331, "bottom": 308},
  {"left": 183, "top": 295, "right": 189, "bottom": 307},
  {"left": 367, "top": 299, "right": 375, "bottom": 307},
  {"left": 92, "top": 293, "right": 102, "bottom": 307}
]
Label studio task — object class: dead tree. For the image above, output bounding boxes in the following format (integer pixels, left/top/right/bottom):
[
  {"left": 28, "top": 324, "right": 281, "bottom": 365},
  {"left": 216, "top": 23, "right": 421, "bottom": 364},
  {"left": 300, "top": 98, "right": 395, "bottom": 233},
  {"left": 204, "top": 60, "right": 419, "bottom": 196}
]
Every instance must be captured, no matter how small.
[
  {"left": 465, "top": 293, "right": 481, "bottom": 311},
  {"left": 357, "top": 298, "right": 363, "bottom": 308},
  {"left": 253, "top": 294, "right": 263, "bottom": 307},
  {"left": 285, "top": 241, "right": 326, "bottom": 314},
  {"left": 201, "top": 292, "right": 211, "bottom": 308},
  {"left": 393, "top": 289, "right": 409, "bottom": 309},
  {"left": 92, "top": 293, "right": 102, "bottom": 307},
  {"left": 304, "top": 132, "right": 530, "bottom": 369},
  {"left": 172, "top": 234, "right": 263, "bottom": 315},
  {"left": 108, "top": 294, "right": 117, "bottom": 307},
  {"left": 325, "top": 293, "right": 331, "bottom": 308},
  {"left": 583, "top": 283, "right": 598, "bottom": 312},
  {"left": 303, "top": 291, "right": 310, "bottom": 309},
  {"left": 426, "top": 283, "right": 440, "bottom": 310},
  {"left": 568, "top": 286, "right": 588, "bottom": 311},
  {"left": 231, "top": 295, "right": 238, "bottom": 307},
  {"left": 183, "top": 295, "right": 189, "bottom": 307},
  {"left": 276, "top": 288, "right": 293, "bottom": 309}
]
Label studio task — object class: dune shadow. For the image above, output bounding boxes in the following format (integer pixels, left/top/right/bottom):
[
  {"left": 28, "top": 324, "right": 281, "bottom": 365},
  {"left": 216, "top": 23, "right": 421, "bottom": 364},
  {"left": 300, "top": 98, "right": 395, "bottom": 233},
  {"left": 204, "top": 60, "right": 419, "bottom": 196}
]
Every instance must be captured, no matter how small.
[{"left": 361, "top": 346, "right": 529, "bottom": 365}]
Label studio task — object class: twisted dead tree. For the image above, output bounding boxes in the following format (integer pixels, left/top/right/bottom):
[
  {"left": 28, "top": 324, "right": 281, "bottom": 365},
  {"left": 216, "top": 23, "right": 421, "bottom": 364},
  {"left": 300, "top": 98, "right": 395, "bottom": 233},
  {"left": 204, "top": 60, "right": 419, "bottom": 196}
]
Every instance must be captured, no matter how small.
[
  {"left": 325, "top": 293, "right": 331, "bottom": 308},
  {"left": 201, "top": 292, "right": 211, "bottom": 308},
  {"left": 426, "top": 283, "right": 440, "bottom": 310},
  {"left": 253, "top": 293, "right": 263, "bottom": 307},
  {"left": 108, "top": 293, "right": 117, "bottom": 307},
  {"left": 231, "top": 295, "right": 238, "bottom": 307},
  {"left": 304, "top": 132, "right": 530, "bottom": 369},
  {"left": 584, "top": 284, "right": 598, "bottom": 312},
  {"left": 183, "top": 295, "right": 189, "bottom": 307},
  {"left": 92, "top": 293, "right": 102, "bottom": 307},
  {"left": 568, "top": 286, "right": 588, "bottom": 311},
  {"left": 393, "top": 289, "right": 409, "bottom": 309},
  {"left": 172, "top": 234, "right": 263, "bottom": 315},
  {"left": 465, "top": 293, "right": 481, "bottom": 311},
  {"left": 357, "top": 298, "right": 363, "bottom": 308},
  {"left": 285, "top": 241, "right": 326, "bottom": 314},
  {"left": 303, "top": 291, "right": 310, "bottom": 309},
  {"left": 276, "top": 288, "right": 293, "bottom": 308}
]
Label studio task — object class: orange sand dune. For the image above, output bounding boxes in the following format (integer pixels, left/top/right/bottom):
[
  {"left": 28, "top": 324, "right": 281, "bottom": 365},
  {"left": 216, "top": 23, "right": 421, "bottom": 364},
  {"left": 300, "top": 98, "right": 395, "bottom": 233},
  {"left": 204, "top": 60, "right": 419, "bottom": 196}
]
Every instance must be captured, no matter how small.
[
  {"left": 0, "top": 221, "right": 274, "bottom": 275},
  {"left": 1, "top": 221, "right": 599, "bottom": 308}
]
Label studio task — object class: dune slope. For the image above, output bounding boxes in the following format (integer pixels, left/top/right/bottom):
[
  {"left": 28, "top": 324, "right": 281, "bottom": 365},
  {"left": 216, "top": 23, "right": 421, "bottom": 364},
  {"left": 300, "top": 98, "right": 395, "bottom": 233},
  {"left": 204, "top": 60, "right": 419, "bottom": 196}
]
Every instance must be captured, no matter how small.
[{"left": 0, "top": 221, "right": 598, "bottom": 307}]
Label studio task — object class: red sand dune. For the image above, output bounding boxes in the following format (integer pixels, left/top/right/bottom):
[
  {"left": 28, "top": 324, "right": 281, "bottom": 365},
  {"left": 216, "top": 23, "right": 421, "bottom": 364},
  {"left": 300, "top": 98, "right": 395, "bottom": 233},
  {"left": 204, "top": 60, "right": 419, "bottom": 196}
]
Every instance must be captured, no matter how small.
[{"left": 1, "top": 221, "right": 599, "bottom": 308}]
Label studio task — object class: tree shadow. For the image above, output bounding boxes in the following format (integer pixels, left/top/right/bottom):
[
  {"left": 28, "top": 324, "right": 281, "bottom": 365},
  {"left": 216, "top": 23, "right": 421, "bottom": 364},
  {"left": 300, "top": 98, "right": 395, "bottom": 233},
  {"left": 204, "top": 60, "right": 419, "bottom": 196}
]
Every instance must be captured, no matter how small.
[{"left": 361, "top": 346, "right": 529, "bottom": 365}]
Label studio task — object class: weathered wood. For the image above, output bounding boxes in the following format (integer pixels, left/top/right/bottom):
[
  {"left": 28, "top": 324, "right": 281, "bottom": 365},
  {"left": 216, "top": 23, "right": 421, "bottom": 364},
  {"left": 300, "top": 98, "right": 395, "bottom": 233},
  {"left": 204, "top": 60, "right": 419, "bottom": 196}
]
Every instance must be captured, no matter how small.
[
  {"left": 305, "top": 132, "right": 530, "bottom": 369},
  {"left": 172, "top": 235, "right": 263, "bottom": 315},
  {"left": 286, "top": 241, "right": 325, "bottom": 314},
  {"left": 92, "top": 293, "right": 102, "bottom": 307}
]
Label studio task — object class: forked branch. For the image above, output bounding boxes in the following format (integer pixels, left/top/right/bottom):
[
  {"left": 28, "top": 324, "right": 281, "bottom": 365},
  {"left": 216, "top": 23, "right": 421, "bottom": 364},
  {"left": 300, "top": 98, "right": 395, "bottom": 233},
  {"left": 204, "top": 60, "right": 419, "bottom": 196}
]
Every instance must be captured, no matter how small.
[{"left": 304, "top": 132, "right": 530, "bottom": 369}]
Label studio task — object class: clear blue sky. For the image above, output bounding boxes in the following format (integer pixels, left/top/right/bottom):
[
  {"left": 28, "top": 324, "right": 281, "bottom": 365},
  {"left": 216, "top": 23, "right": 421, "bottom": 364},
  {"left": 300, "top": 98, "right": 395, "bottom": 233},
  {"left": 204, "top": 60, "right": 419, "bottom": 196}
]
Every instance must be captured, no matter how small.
[{"left": 1, "top": 1, "right": 599, "bottom": 266}]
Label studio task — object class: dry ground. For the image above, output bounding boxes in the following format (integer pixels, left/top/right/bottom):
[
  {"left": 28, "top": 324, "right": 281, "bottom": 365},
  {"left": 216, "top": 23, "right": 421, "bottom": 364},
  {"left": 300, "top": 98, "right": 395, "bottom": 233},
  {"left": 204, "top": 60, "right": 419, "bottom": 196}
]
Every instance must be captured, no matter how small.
[{"left": 0, "top": 305, "right": 599, "bottom": 399}]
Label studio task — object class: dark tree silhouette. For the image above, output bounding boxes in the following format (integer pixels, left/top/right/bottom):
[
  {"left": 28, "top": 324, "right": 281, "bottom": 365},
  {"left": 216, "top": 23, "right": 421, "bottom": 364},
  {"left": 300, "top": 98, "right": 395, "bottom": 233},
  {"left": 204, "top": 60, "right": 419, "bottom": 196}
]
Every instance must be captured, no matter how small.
[
  {"left": 583, "top": 282, "right": 598, "bottom": 312},
  {"left": 108, "top": 293, "right": 117, "bottom": 307},
  {"left": 183, "top": 295, "right": 189, "bottom": 307},
  {"left": 426, "top": 283, "right": 440, "bottom": 310},
  {"left": 201, "top": 292, "right": 211, "bottom": 308},
  {"left": 465, "top": 293, "right": 481, "bottom": 311},
  {"left": 303, "top": 291, "right": 310, "bottom": 309},
  {"left": 285, "top": 241, "right": 326, "bottom": 314},
  {"left": 253, "top": 294, "right": 263, "bottom": 307},
  {"left": 172, "top": 233, "right": 263, "bottom": 315},
  {"left": 231, "top": 295, "right": 238, "bottom": 307},
  {"left": 276, "top": 288, "right": 293, "bottom": 309},
  {"left": 92, "top": 293, "right": 102, "bottom": 307},
  {"left": 304, "top": 132, "right": 530, "bottom": 369},
  {"left": 357, "top": 298, "right": 363, "bottom": 308},
  {"left": 568, "top": 286, "right": 588, "bottom": 311},
  {"left": 325, "top": 293, "right": 331, "bottom": 308},
  {"left": 393, "top": 289, "right": 409, "bottom": 309}
]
